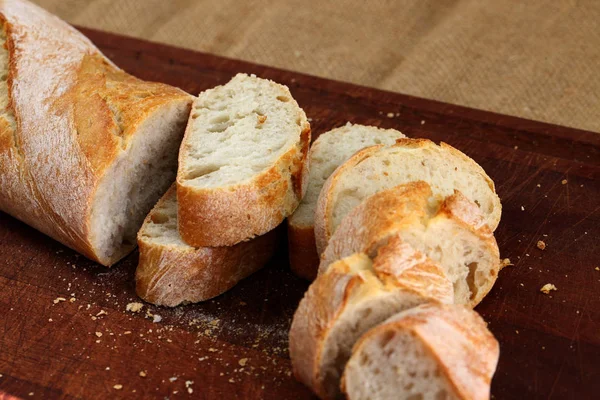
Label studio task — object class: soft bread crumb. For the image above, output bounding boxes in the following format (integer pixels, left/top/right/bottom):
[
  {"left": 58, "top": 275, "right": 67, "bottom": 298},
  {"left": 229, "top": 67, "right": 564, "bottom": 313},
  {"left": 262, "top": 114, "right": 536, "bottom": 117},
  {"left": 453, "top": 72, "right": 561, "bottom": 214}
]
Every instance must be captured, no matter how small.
[
  {"left": 53, "top": 297, "right": 66, "bottom": 304},
  {"left": 561, "top": 179, "right": 568, "bottom": 184},
  {"left": 500, "top": 258, "right": 513, "bottom": 269},
  {"left": 113, "top": 385, "right": 123, "bottom": 390},
  {"left": 540, "top": 284, "right": 557, "bottom": 294},
  {"left": 139, "top": 371, "right": 147, "bottom": 377},
  {"left": 537, "top": 240, "right": 546, "bottom": 250},
  {"left": 239, "top": 358, "right": 248, "bottom": 366},
  {"left": 126, "top": 302, "right": 144, "bottom": 313}
]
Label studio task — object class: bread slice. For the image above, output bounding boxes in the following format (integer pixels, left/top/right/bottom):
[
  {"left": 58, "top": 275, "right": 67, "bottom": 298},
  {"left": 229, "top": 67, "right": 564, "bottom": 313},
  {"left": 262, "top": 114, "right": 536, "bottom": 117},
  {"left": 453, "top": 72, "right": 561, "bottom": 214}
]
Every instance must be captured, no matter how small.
[
  {"left": 136, "top": 186, "right": 277, "bottom": 307},
  {"left": 341, "top": 303, "right": 500, "bottom": 400},
  {"left": 289, "top": 236, "right": 453, "bottom": 400},
  {"left": 177, "top": 73, "right": 310, "bottom": 247},
  {"left": 0, "top": 0, "right": 193, "bottom": 266},
  {"left": 314, "top": 138, "right": 501, "bottom": 255},
  {"left": 287, "top": 123, "right": 405, "bottom": 280},
  {"left": 320, "top": 182, "right": 500, "bottom": 307}
]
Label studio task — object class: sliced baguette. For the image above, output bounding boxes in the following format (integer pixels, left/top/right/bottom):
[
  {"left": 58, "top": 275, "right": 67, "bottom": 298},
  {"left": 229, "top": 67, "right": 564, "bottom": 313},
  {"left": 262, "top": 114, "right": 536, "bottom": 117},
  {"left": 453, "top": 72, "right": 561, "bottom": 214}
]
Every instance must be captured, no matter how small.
[
  {"left": 136, "top": 186, "right": 277, "bottom": 307},
  {"left": 177, "top": 73, "right": 310, "bottom": 247},
  {"left": 314, "top": 138, "right": 501, "bottom": 254},
  {"left": 287, "top": 123, "right": 405, "bottom": 280},
  {"left": 320, "top": 181, "right": 500, "bottom": 307},
  {"left": 289, "top": 236, "right": 453, "bottom": 400},
  {"left": 341, "top": 303, "right": 500, "bottom": 400},
  {"left": 0, "top": 0, "right": 193, "bottom": 266}
]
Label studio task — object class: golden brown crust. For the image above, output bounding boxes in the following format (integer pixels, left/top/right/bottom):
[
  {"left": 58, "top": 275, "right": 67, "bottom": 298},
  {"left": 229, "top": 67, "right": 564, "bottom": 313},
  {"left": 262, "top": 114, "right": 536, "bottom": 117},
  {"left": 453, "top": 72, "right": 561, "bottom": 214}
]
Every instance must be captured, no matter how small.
[
  {"left": 287, "top": 221, "right": 320, "bottom": 281},
  {"left": 177, "top": 118, "right": 310, "bottom": 248},
  {"left": 136, "top": 230, "right": 278, "bottom": 307},
  {"left": 319, "top": 181, "right": 432, "bottom": 273},
  {"left": 289, "top": 238, "right": 453, "bottom": 399},
  {"left": 0, "top": 1, "right": 192, "bottom": 265},
  {"left": 345, "top": 303, "right": 499, "bottom": 400}
]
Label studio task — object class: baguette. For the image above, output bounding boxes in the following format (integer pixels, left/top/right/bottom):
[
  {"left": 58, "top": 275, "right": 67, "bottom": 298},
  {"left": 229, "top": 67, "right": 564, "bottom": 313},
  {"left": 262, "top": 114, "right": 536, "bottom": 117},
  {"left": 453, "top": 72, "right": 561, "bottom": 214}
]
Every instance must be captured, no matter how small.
[
  {"left": 289, "top": 236, "right": 453, "bottom": 400},
  {"left": 136, "top": 186, "right": 277, "bottom": 307},
  {"left": 0, "top": 0, "right": 193, "bottom": 266},
  {"left": 320, "top": 182, "right": 500, "bottom": 307},
  {"left": 314, "top": 139, "right": 501, "bottom": 254},
  {"left": 341, "top": 303, "right": 500, "bottom": 400},
  {"left": 177, "top": 73, "right": 310, "bottom": 247},
  {"left": 287, "top": 123, "right": 404, "bottom": 280}
]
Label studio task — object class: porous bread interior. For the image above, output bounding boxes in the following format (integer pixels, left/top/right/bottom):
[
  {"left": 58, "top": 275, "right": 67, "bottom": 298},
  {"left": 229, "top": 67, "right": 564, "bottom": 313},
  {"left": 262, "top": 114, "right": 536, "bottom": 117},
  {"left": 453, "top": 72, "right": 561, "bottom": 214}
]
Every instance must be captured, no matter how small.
[
  {"left": 138, "top": 188, "right": 184, "bottom": 247},
  {"left": 290, "top": 123, "right": 403, "bottom": 227},
  {"left": 344, "top": 329, "right": 457, "bottom": 400},
  {"left": 330, "top": 145, "right": 499, "bottom": 231},
  {"left": 90, "top": 100, "right": 190, "bottom": 263},
  {"left": 399, "top": 218, "right": 496, "bottom": 305},
  {"left": 180, "top": 73, "right": 303, "bottom": 188},
  {"left": 0, "top": 24, "right": 16, "bottom": 130},
  {"left": 317, "top": 256, "right": 432, "bottom": 400}
]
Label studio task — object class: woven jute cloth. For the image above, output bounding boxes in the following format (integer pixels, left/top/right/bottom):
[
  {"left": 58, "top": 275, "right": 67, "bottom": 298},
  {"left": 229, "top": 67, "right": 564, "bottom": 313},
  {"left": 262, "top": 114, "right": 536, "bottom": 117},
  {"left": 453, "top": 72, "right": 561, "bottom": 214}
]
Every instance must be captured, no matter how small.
[{"left": 34, "top": 0, "right": 600, "bottom": 133}]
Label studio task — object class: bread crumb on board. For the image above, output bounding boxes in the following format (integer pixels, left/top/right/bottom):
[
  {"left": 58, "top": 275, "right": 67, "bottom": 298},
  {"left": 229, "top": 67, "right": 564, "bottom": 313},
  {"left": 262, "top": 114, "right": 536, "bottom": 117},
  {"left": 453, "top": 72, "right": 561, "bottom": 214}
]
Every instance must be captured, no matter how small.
[
  {"left": 500, "top": 258, "right": 513, "bottom": 269},
  {"left": 540, "top": 284, "right": 557, "bottom": 294},
  {"left": 139, "top": 371, "right": 147, "bottom": 377},
  {"left": 561, "top": 179, "right": 568, "bottom": 185},
  {"left": 113, "top": 384, "right": 123, "bottom": 390},
  {"left": 536, "top": 240, "right": 546, "bottom": 250},
  {"left": 53, "top": 297, "right": 66, "bottom": 304},
  {"left": 126, "top": 302, "right": 144, "bottom": 313},
  {"left": 595, "top": 267, "right": 599, "bottom": 271},
  {"left": 238, "top": 358, "right": 248, "bottom": 367}
]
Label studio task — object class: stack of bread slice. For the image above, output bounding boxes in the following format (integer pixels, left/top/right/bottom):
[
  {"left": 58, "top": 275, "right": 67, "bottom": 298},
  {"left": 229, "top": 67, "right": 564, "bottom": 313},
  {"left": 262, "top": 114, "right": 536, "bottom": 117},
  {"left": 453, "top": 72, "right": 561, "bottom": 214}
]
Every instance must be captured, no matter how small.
[
  {"left": 135, "top": 73, "right": 311, "bottom": 306},
  {"left": 289, "top": 127, "right": 503, "bottom": 399}
]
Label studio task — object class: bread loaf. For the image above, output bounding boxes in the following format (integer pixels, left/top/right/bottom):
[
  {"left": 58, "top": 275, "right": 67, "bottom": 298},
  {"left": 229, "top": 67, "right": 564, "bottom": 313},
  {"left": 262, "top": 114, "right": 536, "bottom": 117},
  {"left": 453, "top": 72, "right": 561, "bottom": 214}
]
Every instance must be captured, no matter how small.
[
  {"left": 0, "top": 0, "right": 193, "bottom": 266},
  {"left": 289, "top": 236, "right": 453, "bottom": 400},
  {"left": 342, "top": 303, "right": 500, "bottom": 400},
  {"left": 320, "top": 182, "right": 501, "bottom": 307},
  {"left": 177, "top": 73, "right": 310, "bottom": 247},
  {"left": 287, "top": 123, "right": 404, "bottom": 280},
  {"left": 136, "top": 186, "right": 277, "bottom": 307},
  {"left": 314, "top": 139, "right": 501, "bottom": 254}
]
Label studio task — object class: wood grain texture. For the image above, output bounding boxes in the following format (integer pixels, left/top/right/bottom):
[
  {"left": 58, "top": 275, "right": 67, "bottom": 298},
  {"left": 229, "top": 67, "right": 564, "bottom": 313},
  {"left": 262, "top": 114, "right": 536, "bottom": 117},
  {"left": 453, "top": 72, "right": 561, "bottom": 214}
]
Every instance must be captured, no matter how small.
[{"left": 0, "top": 27, "right": 599, "bottom": 399}]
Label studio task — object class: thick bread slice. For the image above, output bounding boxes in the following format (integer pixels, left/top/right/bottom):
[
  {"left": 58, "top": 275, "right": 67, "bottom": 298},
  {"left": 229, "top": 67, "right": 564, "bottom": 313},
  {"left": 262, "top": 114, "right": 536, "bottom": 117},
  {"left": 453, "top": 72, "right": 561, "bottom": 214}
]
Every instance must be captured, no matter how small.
[
  {"left": 287, "top": 123, "right": 405, "bottom": 280},
  {"left": 341, "top": 303, "right": 500, "bottom": 400},
  {"left": 136, "top": 186, "right": 277, "bottom": 307},
  {"left": 320, "top": 182, "right": 500, "bottom": 307},
  {"left": 289, "top": 236, "right": 453, "bottom": 400},
  {"left": 177, "top": 73, "right": 310, "bottom": 247},
  {"left": 314, "top": 138, "right": 501, "bottom": 254},
  {"left": 0, "top": 0, "right": 193, "bottom": 266}
]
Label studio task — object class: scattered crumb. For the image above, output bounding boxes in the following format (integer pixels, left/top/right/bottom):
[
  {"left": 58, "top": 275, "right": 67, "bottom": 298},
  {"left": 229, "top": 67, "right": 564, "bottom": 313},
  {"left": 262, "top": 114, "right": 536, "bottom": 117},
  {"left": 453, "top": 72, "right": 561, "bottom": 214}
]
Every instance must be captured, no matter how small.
[
  {"left": 95, "top": 332, "right": 102, "bottom": 338},
  {"left": 521, "top": 206, "right": 525, "bottom": 211},
  {"left": 96, "top": 310, "right": 107, "bottom": 317},
  {"left": 514, "top": 145, "right": 518, "bottom": 150},
  {"left": 139, "top": 371, "right": 147, "bottom": 378},
  {"left": 28, "top": 393, "right": 34, "bottom": 397},
  {"left": 536, "top": 184, "right": 541, "bottom": 187},
  {"left": 124, "top": 331, "right": 132, "bottom": 335},
  {"left": 500, "top": 258, "right": 513, "bottom": 269},
  {"left": 53, "top": 297, "right": 66, "bottom": 304},
  {"left": 239, "top": 358, "right": 248, "bottom": 367},
  {"left": 48, "top": 318, "right": 53, "bottom": 322},
  {"left": 169, "top": 377, "right": 178, "bottom": 382},
  {"left": 515, "top": 330, "right": 519, "bottom": 334},
  {"left": 229, "top": 378, "right": 235, "bottom": 383},
  {"left": 386, "top": 112, "right": 394, "bottom": 118},
  {"left": 208, "top": 348, "right": 218, "bottom": 352},
  {"left": 595, "top": 267, "right": 599, "bottom": 271},
  {"left": 239, "top": 301, "right": 247, "bottom": 306},
  {"left": 540, "top": 284, "right": 557, "bottom": 294},
  {"left": 69, "top": 297, "right": 76, "bottom": 303},
  {"left": 106, "top": 367, "right": 110, "bottom": 370},
  {"left": 537, "top": 240, "right": 546, "bottom": 250},
  {"left": 420, "top": 120, "right": 425, "bottom": 125},
  {"left": 186, "top": 380, "right": 194, "bottom": 394},
  {"left": 113, "top": 385, "right": 123, "bottom": 390},
  {"left": 561, "top": 179, "right": 568, "bottom": 185},
  {"left": 153, "top": 315, "right": 162, "bottom": 323},
  {"left": 126, "top": 302, "right": 144, "bottom": 313}
]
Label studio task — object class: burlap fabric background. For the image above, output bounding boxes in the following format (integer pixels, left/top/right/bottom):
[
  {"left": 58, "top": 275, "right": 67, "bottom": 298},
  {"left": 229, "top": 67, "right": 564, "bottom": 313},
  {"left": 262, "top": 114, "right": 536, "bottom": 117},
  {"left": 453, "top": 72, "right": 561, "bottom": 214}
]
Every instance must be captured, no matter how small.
[{"left": 33, "top": 0, "right": 600, "bottom": 133}]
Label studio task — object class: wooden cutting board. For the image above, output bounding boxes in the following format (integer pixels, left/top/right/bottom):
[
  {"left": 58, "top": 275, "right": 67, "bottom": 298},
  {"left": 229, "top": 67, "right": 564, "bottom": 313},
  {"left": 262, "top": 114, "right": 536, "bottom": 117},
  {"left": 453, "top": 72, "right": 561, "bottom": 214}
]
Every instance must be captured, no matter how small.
[{"left": 0, "top": 27, "right": 598, "bottom": 400}]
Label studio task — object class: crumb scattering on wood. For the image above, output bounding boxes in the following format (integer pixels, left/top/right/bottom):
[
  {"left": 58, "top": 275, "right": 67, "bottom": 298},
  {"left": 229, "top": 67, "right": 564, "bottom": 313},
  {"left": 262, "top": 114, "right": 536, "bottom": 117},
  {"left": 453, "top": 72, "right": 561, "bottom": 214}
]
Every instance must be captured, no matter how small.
[
  {"left": 139, "top": 371, "right": 146, "bottom": 377},
  {"left": 521, "top": 206, "right": 525, "bottom": 211},
  {"left": 500, "top": 258, "right": 513, "bottom": 269},
  {"left": 239, "top": 358, "right": 248, "bottom": 367},
  {"left": 113, "top": 384, "right": 123, "bottom": 390},
  {"left": 126, "top": 302, "right": 144, "bottom": 313},
  {"left": 537, "top": 240, "right": 546, "bottom": 250},
  {"left": 540, "top": 283, "right": 557, "bottom": 294},
  {"left": 53, "top": 297, "right": 66, "bottom": 304},
  {"left": 561, "top": 179, "right": 568, "bottom": 185},
  {"left": 95, "top": 332, "right": 102, "bottom": 337},
  {"left": 386, "top": 112, "right": 394, "bottom": 118},
  {"left": 153, "top": 314, "right": 162, "bottom": 323}
]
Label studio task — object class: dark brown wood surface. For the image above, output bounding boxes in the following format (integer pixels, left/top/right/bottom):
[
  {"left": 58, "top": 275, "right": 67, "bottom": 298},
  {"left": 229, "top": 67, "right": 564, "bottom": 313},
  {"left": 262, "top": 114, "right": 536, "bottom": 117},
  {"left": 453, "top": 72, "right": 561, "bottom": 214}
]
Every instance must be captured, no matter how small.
[{"left": 1, "top": 27, "right": 599, "bottom": 400}]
